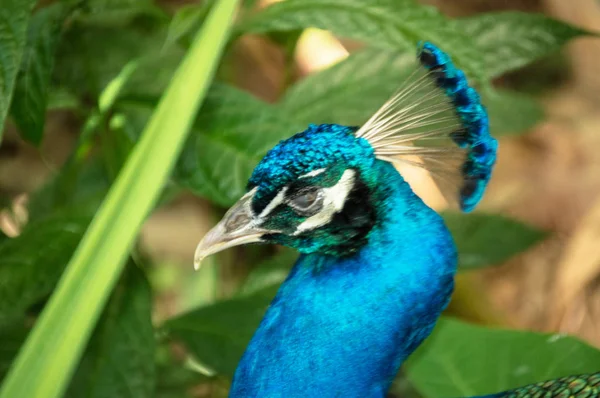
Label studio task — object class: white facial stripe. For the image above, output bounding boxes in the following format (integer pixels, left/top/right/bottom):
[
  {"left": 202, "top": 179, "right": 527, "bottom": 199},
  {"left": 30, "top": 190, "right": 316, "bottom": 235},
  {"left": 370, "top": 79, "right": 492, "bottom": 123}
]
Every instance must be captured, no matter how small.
[
  {"left": 235, "top": 187, "right": 257, "bottom": 217},
  {"left": 259, "top": 186, "right": 288, "bottom": 218},
  {"left": 242, "top": 187, "right": 258, "bottom": 202},
  {"left": 299, "top": 168, "right": 327, "bottom": 179},
  {"left": 293, "top": 169, "right": 356, "bottom": 235}
]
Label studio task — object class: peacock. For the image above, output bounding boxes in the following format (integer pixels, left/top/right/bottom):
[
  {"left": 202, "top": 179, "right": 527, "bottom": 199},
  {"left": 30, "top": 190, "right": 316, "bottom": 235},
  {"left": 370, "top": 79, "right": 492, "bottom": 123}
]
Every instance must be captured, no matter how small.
[{"left": 193, "top": 42, "right": 600, "bottom": 397}]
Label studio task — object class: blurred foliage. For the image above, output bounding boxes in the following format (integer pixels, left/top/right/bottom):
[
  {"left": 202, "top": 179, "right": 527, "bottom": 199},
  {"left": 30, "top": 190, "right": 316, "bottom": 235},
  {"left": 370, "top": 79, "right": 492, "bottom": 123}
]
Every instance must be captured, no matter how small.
[
  {"left": 405, "top": 318, "right": 600, "bottom": 397},
  {"left": 66, "top": 263, "right": 156, "bottom": 397},
  {"left": 0, "top": 0, "right": 597, "bottom": 397},
  {"left": 442, "top": 212, "right": 548, "bottom": 270},
  {"left": 0, "top": 0, "right": 37, "bottom": 140}
]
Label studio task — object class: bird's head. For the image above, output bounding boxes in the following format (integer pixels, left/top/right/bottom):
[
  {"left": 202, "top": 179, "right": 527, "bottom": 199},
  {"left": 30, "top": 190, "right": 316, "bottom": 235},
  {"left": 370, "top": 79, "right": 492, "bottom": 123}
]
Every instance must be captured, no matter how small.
[
  {"left": 194, "top": 42, "right": 498, "bottom": 269},
  {"left": 194, "top": 124, "right": 382, "bottom": 267}
]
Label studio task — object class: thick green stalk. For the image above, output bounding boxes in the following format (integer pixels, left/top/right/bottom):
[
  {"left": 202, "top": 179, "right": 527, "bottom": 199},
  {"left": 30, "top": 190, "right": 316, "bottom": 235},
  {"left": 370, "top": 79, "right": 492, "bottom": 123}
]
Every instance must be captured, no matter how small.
[{"left": 0, "top": 1, "right": 239, "bottom": 397}]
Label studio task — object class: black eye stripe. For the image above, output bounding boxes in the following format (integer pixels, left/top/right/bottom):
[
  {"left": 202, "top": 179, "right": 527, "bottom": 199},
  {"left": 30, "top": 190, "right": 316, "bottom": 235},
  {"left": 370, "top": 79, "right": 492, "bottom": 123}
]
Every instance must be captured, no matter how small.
[
  {"left": 285, "top": 182, "right": 314, "bottom": 199},
  {"left": 251, "top": 190, "right": 278, "bottom": 214},
  {"left": 286, "top": 186, "right": 317, "bottom": 200}
]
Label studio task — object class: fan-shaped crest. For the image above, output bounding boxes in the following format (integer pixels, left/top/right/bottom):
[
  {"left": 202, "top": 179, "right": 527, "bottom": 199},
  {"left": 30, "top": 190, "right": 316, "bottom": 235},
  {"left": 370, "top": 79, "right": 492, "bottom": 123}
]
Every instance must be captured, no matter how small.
[{"left": 355, "top": 42, "right": 497, "bottom": 212}]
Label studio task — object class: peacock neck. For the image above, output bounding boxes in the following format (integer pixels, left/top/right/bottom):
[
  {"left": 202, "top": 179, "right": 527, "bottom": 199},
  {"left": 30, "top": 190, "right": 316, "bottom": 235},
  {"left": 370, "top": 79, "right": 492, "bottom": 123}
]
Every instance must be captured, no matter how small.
[{"left": 230, "top": 161, "right": 457, "bottom": 398}]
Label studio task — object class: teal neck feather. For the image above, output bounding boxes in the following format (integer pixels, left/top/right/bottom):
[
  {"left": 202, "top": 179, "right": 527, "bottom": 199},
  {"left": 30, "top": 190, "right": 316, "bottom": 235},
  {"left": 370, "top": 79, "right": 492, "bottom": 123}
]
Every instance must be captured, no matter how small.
[{"left": 229, "top": 160, "right": 457, "bottom": 397}]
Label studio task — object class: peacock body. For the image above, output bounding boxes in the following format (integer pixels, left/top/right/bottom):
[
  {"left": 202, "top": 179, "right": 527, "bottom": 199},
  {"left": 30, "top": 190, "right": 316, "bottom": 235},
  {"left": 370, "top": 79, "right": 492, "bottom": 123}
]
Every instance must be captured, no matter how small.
[
  {"left": 482, "top": 373, "right": 600, "bottom": 398},
  {"left": 194, "top": 42, "right": 598, "bottom": 397},
  {"left": 230, "top": 127, "right": 456, "bottom": 396}
]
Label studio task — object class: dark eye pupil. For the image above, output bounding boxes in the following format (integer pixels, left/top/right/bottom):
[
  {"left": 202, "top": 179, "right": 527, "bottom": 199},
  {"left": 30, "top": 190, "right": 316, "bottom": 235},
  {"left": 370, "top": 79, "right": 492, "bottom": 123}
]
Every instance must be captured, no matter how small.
[{"left": 294, "top": 191, "right": 317, "bottom": 208}]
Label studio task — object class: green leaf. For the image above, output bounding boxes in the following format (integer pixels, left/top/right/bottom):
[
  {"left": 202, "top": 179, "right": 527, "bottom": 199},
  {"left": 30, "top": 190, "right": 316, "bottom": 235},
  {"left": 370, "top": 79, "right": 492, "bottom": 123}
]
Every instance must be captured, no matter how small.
[
  {"left": 175, "top": 84, "right": 299, "bottom": 207},
  {"left": 54, "top": 17, "right": 175, "bottom": 99},
  {"left": 10, "top": 4, "right": 70, "bottom": 145},
  {"left": 281, "top": 48, "right": 411, "bottom": 126},
  {"left": 165, "top": 286, "right": 279, "bottom": 377},
  {"left": 155, "top": 341, "right": 207, "bottom": 398},
  {"left": 0, "top": 0, "right": 37, "bottom": 142},
  {"left": 240, "top": 0, "right": 483, "bottom": 80},
  {"left": 442, "top": 212, "right": 547, "bottom": 270},
  {"left": 47, "top": 87, "right": 79, "bottom": 110},
  {"left": 238, "top": 248, "right": 297, "bottom": 296},
  {"left": 405, "top": 317, "right": 600, "bottom": 397},
  {"left": 484, "top": 88, "right": 544, "bottom": 136},
  {"left": 98, "top": 61, "right": 140, "bottom": 113},
  {"left": 0, "top": 1, "right": 239, "bottom": 397},
  {"left": 67, "top": 264, "right": 155, "bottom": 398},
  {"left": 0, "top": 159, "right": 112, "bottom": 327},
  {"left": 0, "top": 205, "right": 92, "bottom": 327},
  {"left": 78, "top": 0, "right": 165, "bottom": 26},
  {"left": 155, "top": 357, "right": 203, "bottom": 398},
  {"left": 26, "top": 153, "right": 111, "bottom": 222},
  {"left": 164, "top": 3, "right": 212, "bottom": 49},
  {"left": 242, "top": 0, "right": 261, "bottom": 10},
  {"left": 460, "top": 12, "right": 591, "bottom": 79}
]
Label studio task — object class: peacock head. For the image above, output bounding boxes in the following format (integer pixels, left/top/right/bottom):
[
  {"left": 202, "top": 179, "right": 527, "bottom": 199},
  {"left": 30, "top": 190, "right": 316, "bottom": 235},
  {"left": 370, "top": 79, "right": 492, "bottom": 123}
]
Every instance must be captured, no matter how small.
[
  {"left": 194, "top": 42, "right": 498, "bottom": 269},
  {"left": 194, "top": 123, "right": 382, "bottom": 267}
]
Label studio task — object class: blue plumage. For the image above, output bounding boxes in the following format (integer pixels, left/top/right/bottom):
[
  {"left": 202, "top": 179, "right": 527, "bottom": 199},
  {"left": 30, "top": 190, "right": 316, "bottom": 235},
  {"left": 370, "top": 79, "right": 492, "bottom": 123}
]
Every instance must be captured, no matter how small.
[
  {"left": 417, "top": 42, "right": 497, "bottom": 212},
  {"left": 193, "top": 42, "right": 502, "bottom": 397},
  {"left": 231, "top": 157, "right": 456, "bottom": 397},
  {"left": 249, "top": 124, "right": 371, "bottom": 216}
]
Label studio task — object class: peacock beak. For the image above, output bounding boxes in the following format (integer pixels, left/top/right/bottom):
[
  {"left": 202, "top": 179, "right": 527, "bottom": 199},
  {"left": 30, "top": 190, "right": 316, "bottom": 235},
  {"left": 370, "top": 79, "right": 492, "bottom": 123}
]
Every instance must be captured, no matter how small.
[{"left": 194, "top": 189, "right": 272, "bottom": 269}]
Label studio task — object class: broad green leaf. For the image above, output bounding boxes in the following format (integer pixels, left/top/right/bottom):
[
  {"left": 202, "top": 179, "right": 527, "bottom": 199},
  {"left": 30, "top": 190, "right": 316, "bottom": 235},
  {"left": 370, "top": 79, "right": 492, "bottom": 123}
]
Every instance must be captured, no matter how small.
[
  {"left": 26, "top": 155, "right": 110, "bottom": 222},
  {"left": 484, "top": 89, "right": 544, "bottom": 136},
  {"left": 0, "top": 159, "right": 115, "bottom": 328},
  {"left": 238, "top": 248, "right": 297, "bottom": 296},
  {"left": 242, "top": 0, "right": 261, "bottom": 10},
  {"left": 67, "top": 264, "right": 155, "bottom": 398},
  {"left": 175, "top": 84, "right": 299, "bottom": 206},
  {"left": 240, "top": 0, "right": 483, "bottom": 80},
  {"left": 460, "top": 12, "right": 590, "bottom": 79},
  {"left": 165, "top": 286, "right": 279, "bottom": 377},
  {"left": 155, "top": 347, "right": 205, "bottom": 398},
  {"left": 281, "top": 48, "right": 411, "bottom": 126},
  {"left": 405, "top": 317, "right": 600, "bottom": 397},
  {"left": 0, "top": 205, "right": 92, "bottom": 327},
  {"left": 0, "top": 1, "right": 239, "bottom": 397},
  {"left": 442, "top": 212, "right": 547, "bottom": 270},
  {"left": 282, "top": 46, "right": 543, "bottom": 138},
  {"left": 78, "top": 0, "right": 165, "bottom": 26},
  {"left": 0, "top": 0, "right": 37, "bottom": 142},
  {"left": 75, "top": 53, "right": 180, "bottom": 180},
  {"left": 47, "top": 87, "right": 79, "bottom": 110},
  {"left": 54, "top": 18, "right": 177, "bottom": 99},
  {"left": 10, "top": 4, "right": 70, "bottom": 145}
]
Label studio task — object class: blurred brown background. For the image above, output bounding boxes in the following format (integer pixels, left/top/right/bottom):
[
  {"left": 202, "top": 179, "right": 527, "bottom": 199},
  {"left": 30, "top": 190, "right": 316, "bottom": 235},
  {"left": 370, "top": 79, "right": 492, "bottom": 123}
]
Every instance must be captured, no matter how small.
[{"left": 1, "top": 0, "right": 599, "bottom": 349}]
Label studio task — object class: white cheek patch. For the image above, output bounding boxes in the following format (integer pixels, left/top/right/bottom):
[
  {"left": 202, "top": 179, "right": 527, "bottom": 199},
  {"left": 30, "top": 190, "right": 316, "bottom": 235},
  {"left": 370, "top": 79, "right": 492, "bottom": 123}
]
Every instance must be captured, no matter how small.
[
  {"left": 299, "top": 168, "right": 326, "bottom": 179},
  {"left": 293, "top": 169, "right": 356, "bottom": 235}
]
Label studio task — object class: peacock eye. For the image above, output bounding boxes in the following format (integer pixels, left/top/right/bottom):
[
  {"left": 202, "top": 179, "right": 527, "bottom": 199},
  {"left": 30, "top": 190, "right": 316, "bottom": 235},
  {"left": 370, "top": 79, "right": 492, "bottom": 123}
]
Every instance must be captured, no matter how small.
[{"left": 288, "top": 187, "right": 323, "bottom": 215}]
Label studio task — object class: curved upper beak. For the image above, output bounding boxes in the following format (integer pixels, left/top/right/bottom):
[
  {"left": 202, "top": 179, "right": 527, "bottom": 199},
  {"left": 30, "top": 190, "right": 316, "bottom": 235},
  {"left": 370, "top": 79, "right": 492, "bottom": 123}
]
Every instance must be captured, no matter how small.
[{"left": 194, "top": 190, "right": 272, "bottom": 269}]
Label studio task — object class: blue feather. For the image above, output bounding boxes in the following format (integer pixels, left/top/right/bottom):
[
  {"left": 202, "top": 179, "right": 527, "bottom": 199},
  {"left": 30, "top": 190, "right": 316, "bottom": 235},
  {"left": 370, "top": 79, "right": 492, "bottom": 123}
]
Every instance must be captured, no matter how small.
[
  {"left": 194, "top": 42, "right": 504, "bottom": 398},
  {"left": 417, "top": 42, "right": 497, "bottom": 211},
  {"left": 355, "top": 42, "right": 497, "bottom": 212},
  {"left": 231, "top": 158, "right": 457, "bottom": 397}
]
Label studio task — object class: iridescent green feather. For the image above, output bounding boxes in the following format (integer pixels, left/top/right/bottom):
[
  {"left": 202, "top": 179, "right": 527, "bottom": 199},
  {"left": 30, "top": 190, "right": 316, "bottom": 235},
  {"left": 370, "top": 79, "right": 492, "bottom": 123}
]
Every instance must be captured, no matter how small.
[{"left": 491, "top": 373, "right": 600, "bottom": 398}]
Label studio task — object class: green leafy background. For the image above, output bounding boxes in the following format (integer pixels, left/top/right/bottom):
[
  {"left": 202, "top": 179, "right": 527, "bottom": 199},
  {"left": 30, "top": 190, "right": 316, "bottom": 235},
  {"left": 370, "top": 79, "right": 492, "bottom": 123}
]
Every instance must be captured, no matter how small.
[{"left": 0, "top": 0, "right": 598, "bottom": 397}]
